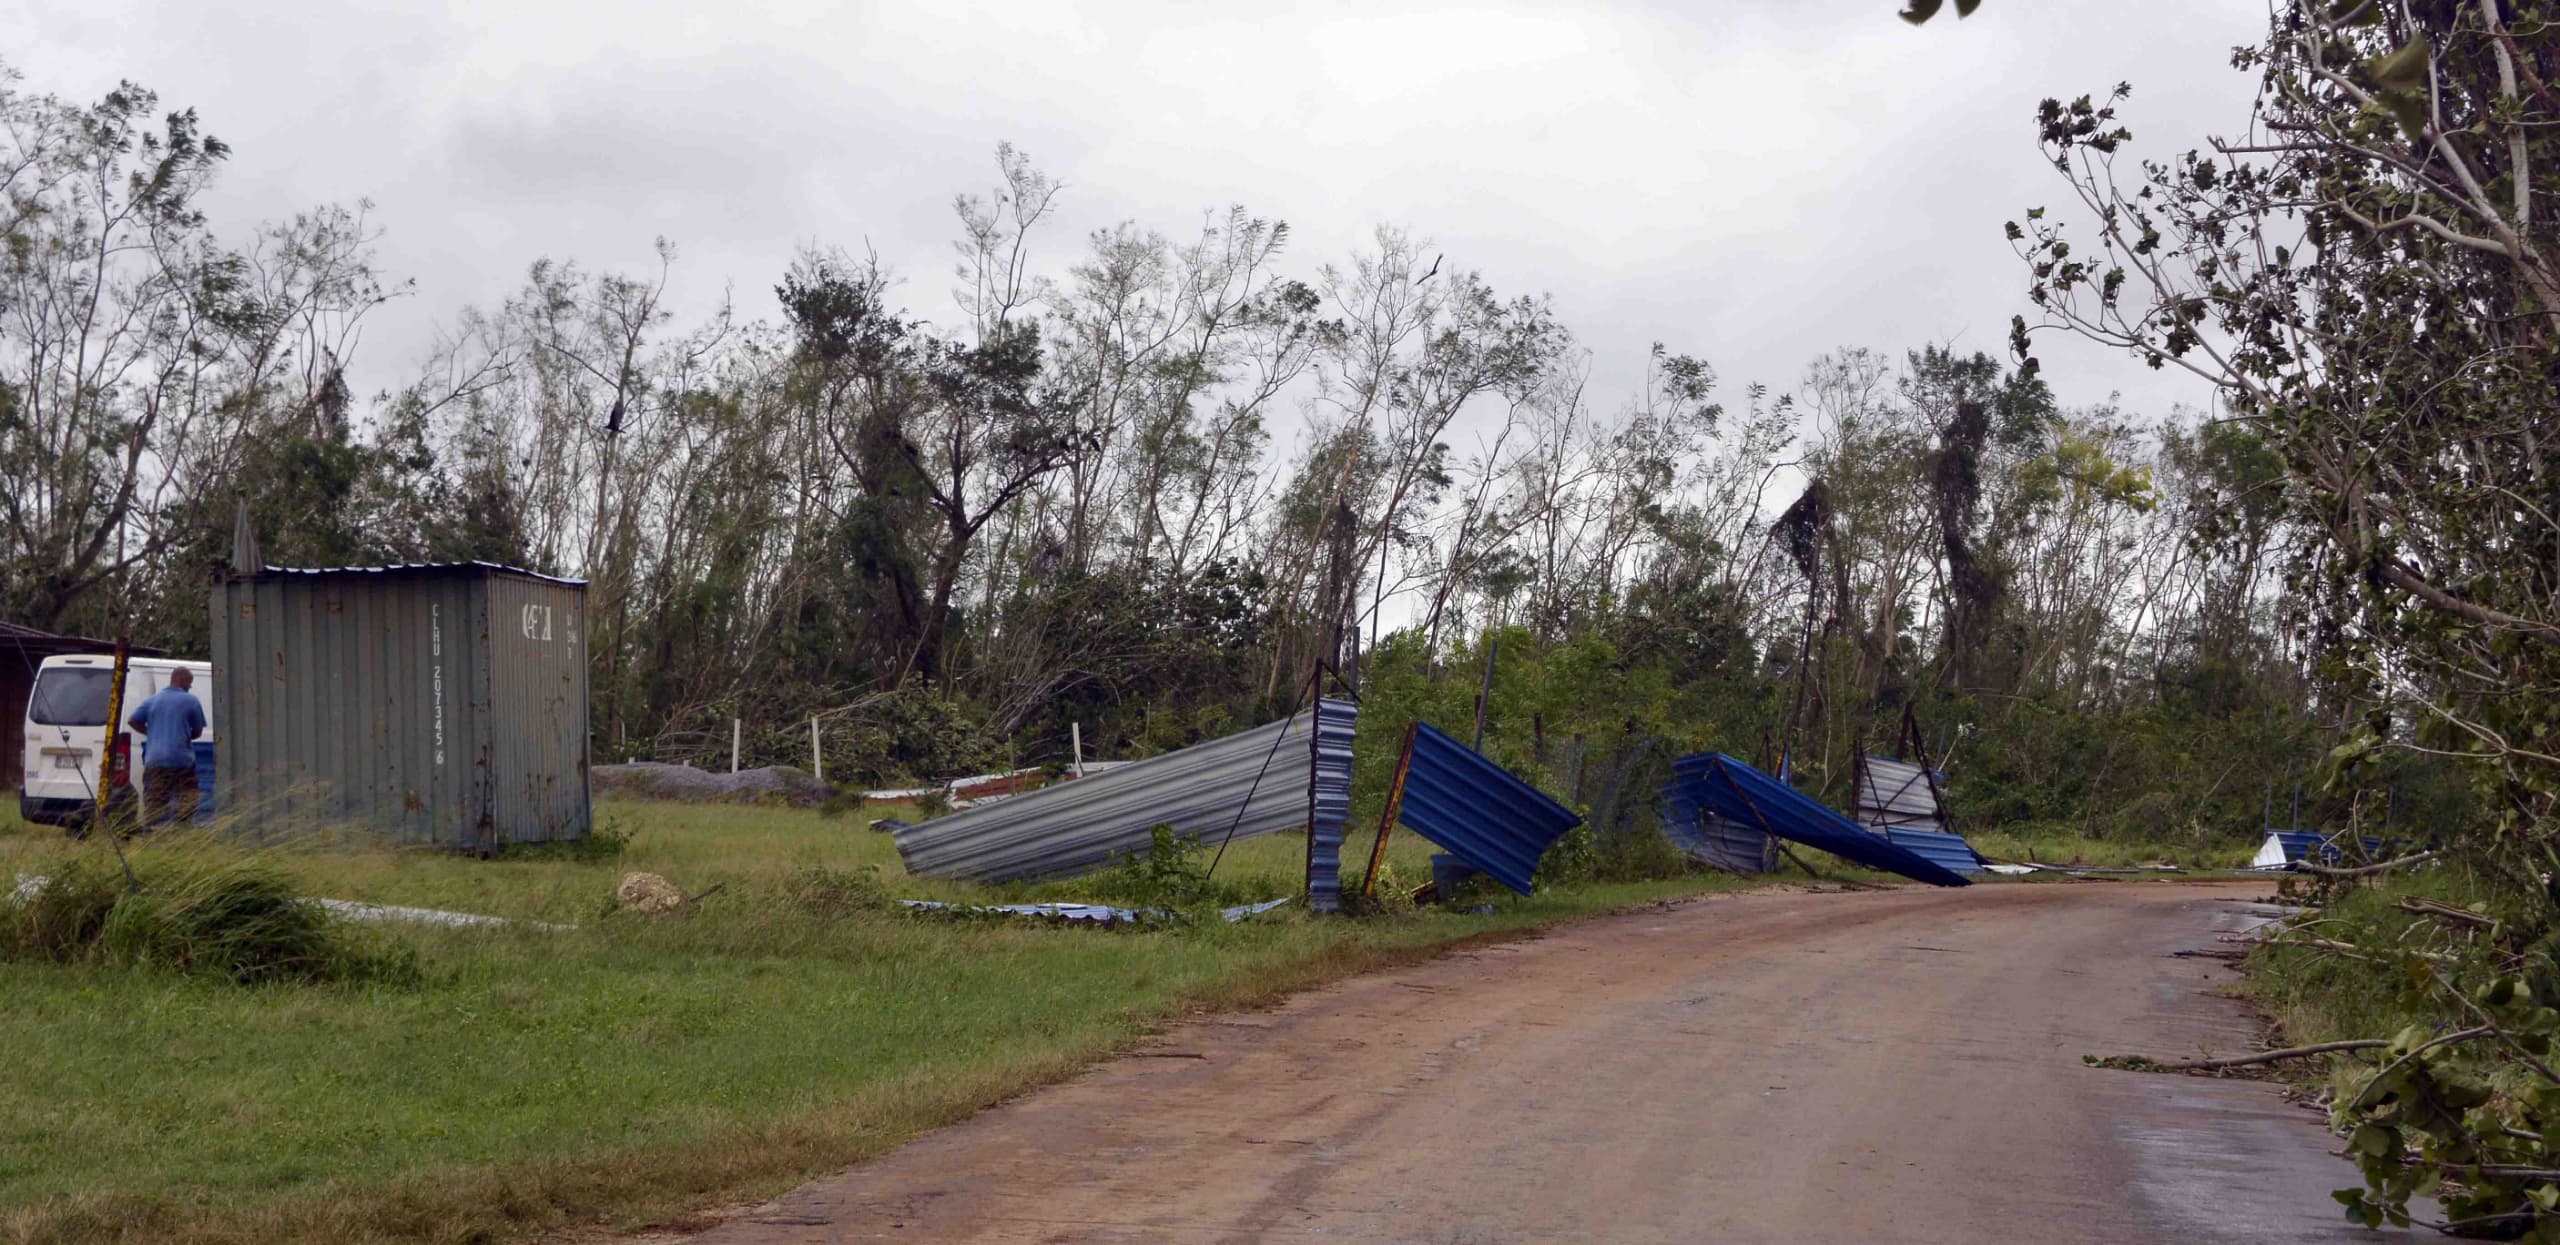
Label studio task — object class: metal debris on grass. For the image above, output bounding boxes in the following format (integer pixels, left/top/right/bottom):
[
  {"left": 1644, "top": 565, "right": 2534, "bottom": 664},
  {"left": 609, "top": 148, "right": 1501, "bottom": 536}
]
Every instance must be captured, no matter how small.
[
  {"left": 891, "top": 700, "right": 1356, "bottom": 886},
  {"left": 1661, "top": 753, "right": 1972, "bottom": 888},
  {"left": 896, "top": 896, "right": 1293, "bottom": 928}
]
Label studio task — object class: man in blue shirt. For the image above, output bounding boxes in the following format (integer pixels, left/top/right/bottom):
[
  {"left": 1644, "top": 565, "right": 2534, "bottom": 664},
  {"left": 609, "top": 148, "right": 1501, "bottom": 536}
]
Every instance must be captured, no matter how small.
[{"left": 127, "top": 668, "right": 207, "bottom": 829}]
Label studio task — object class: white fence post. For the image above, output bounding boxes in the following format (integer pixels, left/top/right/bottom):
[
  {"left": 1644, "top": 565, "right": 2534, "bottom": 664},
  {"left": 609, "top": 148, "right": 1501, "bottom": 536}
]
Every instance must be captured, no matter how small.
[
  {"left": 731, "top": 718, "right": 741, "bottom": 774},
  {"left": 1071, "top": 721, "right": 1085, "bottom": 779},
  {"left": 810, "top": 717, "right": 823, "bottom": 783}
]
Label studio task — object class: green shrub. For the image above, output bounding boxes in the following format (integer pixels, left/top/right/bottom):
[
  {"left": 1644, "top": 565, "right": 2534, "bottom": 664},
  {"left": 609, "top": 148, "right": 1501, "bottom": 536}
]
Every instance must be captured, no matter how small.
[
  {"left": 6, "top": 858, "right": 123, "bottom": 961},
  {"left": 1534, "top": 824, "right": 1599, "bottom": 890},
  {"left": 1442, "top": 869, "right": 1510, "bottom": 909},
  {"left": 1081, "top": 826, "right": 1256, "bottom": 909},
  {"left": 1598, "top": 824, "right": 1695, "bottom": 883},
  {"left": 1360, "top": 861, "right": 1419, "bottom": 915},
  {"left": 3, "top": 850, "right": 417, "bottom": 987}
]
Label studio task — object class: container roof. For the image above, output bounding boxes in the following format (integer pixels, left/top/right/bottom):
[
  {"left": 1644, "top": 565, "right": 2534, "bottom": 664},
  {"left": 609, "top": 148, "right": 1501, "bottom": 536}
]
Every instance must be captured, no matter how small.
[{"left": 246, "top": 561, "right": 586, "bottom": 587}]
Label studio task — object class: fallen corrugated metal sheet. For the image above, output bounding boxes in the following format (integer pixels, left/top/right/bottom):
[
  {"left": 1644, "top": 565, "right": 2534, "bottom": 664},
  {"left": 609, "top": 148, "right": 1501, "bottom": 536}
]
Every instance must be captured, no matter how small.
[
  {"left": 895, "top": 896, "right": 1293, "bottom": 926},
  {"left": 1665, "top": 753, "right": 1972, "bottom": 888},
  {"left": 2250, "top": 831, "right": 2317, "bottom": 870},
  {"left": 2252, "top": 831, "right": 2387, "bottom": 870},
  {"left": 1394, "top": 723, "right": 1582, "bottom": 896},
  {"left": 1673, "top": 813, "right": 1778, "bottom": 873},
  {"left": 948, "top": 767, "right": 1046, "bottom": 802},
  {"left": 316, "top": 898, "right": 573, "bottom": 931},
  {"left": 10, "top": 876, "right": 568, "bottom": 930},
  {"left": 1880, "top": 827, "right": 1982, "bottom": 876},
  {"left": 892, "top": 699, "right": 1356, "bottom": 884},
  {"left": 1855, "top": 754, "right": 1948, "bottom": 833},
  {"left": 1304, "top": 698, "right": 1356, "bottom": 913},
  {"left": 1658, "top": 777, "right": 1773, "bottom": 872}
]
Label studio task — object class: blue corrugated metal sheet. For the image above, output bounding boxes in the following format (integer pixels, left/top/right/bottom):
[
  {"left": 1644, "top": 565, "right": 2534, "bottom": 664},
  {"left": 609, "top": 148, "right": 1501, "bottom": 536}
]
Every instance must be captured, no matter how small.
[
  {"left": 1395, "top": 723, "right": 1582, "bottom": 895},
  {"left": 1658, "top": 776, "right": 1772, "bottom": 872},
  {"left": 1305, "top": 699, "right": 1356, "bottom": 913},
  {"left": 2254, "top": 831, "right": 2387, "bottom": 870},
  {"left": 1881, "top": 826, "right": 1981, "bottom": 875},
  {"left": 1665, "top": 753, "right": 1971, "bottom": 888},
  {"left": 2254, "top": 831, "right": 2324, "bottom": 869}
]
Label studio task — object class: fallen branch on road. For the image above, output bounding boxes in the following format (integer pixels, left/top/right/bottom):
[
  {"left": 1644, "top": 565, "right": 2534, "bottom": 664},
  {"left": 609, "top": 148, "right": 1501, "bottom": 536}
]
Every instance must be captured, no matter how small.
[{"left": 2087, "top": 1038, "right": 2388, "bottom": 1074}]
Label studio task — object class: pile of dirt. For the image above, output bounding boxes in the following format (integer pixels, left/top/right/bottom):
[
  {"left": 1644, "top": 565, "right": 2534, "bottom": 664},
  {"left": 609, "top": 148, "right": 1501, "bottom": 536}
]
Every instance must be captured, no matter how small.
[{"left": 591, "top": 761, "right": 831, "bottom": 807}]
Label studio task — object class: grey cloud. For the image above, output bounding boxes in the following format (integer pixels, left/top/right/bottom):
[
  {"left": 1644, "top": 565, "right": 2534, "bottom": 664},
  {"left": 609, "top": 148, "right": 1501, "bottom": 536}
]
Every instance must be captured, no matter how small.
[{"left": 22, "top": 0, "right": 2266, "bottom": 425}]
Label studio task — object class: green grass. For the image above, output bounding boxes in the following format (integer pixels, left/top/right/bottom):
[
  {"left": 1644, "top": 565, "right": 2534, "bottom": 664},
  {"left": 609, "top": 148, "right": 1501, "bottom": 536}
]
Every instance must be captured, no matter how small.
[
  {"left": 1965, "top": 824, "right": 2260, "bottom": 871},
  {"left": 0, "top": 799, "right": 1764, "bottom": 1244},
  {"left": 2242, "top": 862, "right": 2527, "bottom": 1078}
]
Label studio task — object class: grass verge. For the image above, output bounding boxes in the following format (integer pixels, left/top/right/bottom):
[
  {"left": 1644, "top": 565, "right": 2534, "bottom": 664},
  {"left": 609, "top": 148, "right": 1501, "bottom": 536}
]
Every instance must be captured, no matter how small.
[
  {"left": 2240, "top": 862, "right": 2528, "bottom": 1095},
  {"left": 0, "top": 799, "right": 1768, "bottom": 1244},
  {"left": 1966, "top": 824, "right": 2259, "bottom": 871}
]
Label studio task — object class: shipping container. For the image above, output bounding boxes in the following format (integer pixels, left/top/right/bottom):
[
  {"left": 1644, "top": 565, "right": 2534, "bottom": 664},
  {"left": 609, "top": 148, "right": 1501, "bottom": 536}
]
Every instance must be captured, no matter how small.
[{"left": 210, "top": 563, "right": 590, "bottom": 850}]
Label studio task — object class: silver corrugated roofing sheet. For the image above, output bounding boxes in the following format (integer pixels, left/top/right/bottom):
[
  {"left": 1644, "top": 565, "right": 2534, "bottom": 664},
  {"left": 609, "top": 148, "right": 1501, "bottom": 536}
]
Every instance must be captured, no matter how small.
[
  {"left": 895, "top": 897, "right": 1294, "bottom": 925},
  {"left": 1304, "top": 699, "right": 1356, "bottom": 913},
  {"left": 892, "top": 699, "right": 1357, "bottom": 885},
  {"left": 1855, "top": 754, "right": 1948, "bottom": 832},
  {"left": 1664, "top": 810, "right": 1777, "bottom": 873},
  {"left": 1658, "top": 773, "right": 1774, "bottom": 873}
]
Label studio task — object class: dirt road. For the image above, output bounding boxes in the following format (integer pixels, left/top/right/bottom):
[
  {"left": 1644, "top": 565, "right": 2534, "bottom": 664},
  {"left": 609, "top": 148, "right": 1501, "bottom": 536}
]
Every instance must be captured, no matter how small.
[{"left": 684, "top": 882, "right": 2408, "bottom": 1243}]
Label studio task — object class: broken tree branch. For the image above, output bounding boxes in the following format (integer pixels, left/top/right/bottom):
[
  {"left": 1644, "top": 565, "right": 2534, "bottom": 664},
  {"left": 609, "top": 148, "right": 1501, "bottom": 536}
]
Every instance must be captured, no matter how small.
[
  {"left": 2091, "top": 1038, "right": 2388, "bottom": 1072},
  {"left": 2346, "top": 1026, "right": 2498, "bottom": 1110},
  {"left": 2395, "top": 899, "right": 2498, "bottom": 930},
  {"left": 2297, "top": 851, "right": 2441, "bottom": 878},
  {"left": 2272, "top": 936, "right": 2454, "bottom": 963}
]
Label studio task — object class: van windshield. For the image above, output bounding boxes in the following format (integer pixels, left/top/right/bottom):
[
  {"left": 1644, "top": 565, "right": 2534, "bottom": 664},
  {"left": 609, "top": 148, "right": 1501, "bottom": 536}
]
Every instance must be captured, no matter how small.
[{"left": 28, "top": 668, "right": 112, "bottom": 726}]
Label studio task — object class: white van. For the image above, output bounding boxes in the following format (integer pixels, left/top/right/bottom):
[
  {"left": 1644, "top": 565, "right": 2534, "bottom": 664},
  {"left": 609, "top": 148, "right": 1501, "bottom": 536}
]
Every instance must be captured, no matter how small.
[{"left": 19, "top": 654, "right": 215, "bottom": 827}]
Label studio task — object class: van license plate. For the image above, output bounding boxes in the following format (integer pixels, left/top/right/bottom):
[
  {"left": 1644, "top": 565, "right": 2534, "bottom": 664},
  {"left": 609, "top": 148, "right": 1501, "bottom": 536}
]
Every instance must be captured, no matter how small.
[{"left": 52, "top": 754, "right": 83, "bottom": 770}]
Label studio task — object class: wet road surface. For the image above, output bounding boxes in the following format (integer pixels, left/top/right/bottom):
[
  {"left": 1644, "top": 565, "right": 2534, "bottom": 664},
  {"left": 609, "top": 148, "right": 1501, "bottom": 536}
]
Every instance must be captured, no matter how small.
[{"left": 674, "top": 881, "right": 2410, "bottom": 1243}]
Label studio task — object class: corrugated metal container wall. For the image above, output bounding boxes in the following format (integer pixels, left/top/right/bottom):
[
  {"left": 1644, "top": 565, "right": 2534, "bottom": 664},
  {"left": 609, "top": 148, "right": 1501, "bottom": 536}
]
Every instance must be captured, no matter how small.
[
  {"left": 211, "top": 564, "right": 589, "bottom": 849},
  {"left": 483, "top": 574, "right": 592, "bottom": 843}
]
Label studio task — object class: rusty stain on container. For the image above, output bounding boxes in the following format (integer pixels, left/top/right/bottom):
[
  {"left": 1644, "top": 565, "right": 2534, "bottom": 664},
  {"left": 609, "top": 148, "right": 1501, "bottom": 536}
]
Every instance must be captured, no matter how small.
[{"left": 210, "top": 561, "right": 591, "bottom": 849}]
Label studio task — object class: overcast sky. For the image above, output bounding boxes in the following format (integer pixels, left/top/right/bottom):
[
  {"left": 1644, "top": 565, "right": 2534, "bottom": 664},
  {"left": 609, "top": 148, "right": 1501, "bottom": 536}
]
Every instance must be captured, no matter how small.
[{"left": 23, "top": 0, "right": 2264, "bottom": 444}]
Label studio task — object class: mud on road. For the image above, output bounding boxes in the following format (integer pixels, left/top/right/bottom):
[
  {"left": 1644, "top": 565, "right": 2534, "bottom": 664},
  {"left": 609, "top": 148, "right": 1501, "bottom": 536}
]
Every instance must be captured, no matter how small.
[{"left": 674, "top": 882, "right": 2410, "bottom": 1244}]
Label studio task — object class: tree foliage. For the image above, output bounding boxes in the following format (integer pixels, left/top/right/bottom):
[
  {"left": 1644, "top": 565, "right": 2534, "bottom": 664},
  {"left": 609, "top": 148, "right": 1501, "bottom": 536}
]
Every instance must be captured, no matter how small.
[
  {"left": 2016, "top": 0, "right": 2560, "bottom": 1231},
  {"left": 0, "top": 56, "right": 2394, "bottom": 871}
]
